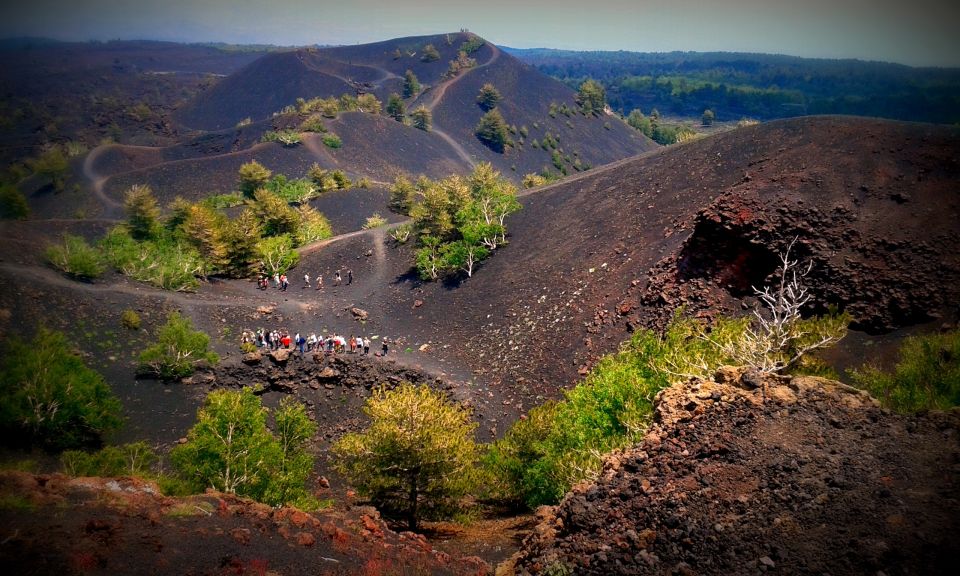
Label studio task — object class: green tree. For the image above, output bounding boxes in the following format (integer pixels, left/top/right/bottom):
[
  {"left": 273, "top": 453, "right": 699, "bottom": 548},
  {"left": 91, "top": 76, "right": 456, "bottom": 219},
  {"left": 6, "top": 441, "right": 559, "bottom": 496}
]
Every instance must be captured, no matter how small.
[
  {"left": 702, "top": 108, "right": 715, "bottom": 126},
  {"left": 124, "top": 184, "right": 161, "bottom": 240},
  {"left": 237, "top": 160, "right": 272, "bottom": 198},
  {"left": 626, "top": 109, "right": 653, "bottom": 137},
  {"left": 476, "top": 83, "right": 502, "bottom": 111},
  {"left": 171, "top": 388, "right": 316, "bottom": 507},
  {"left": 138, "top": 311, "right": 219, "bottom": 380},
  {"left": 334, "top": 383, "right": 479, "bottom": 530},
  {"left": 256, "top": 234, "right": 299, "bottom": 275},
  {"left": 386, "top": 93, "right": 406, "bottom": 121},
  {"left": 248, "top": 189, "right": 300, "bottom": 237},
  {"left": 219, "top": 207, "right": 262, "bottom": 277},
  {"left": 45, "top": 234, "right": 105, "bottom": 280},
  {"left": 389, "top": 174, "right": 416, "bottom": 214},
  {"left": 410, "top": 105, "right": 432, "bottom": 131},
  {"left": 295, "top": 205, "right": 333, "bottom": 245},
  {"left": 0, "top": 184, "right": 29, "bottom": 219},
  {"left": 31, "top": 146, "right": 68, "bottom": 192},
  {"left": 357, "top": 93, "right": 382, "bottom": 114},
  {"left": 0, "top": 330, "right": 122, "bottom": 449},
  {"left": 181, "top": 203, "right": 229, "bottom": 270},
  {"left": 475, "top": 109, "right": 510, "bottom": 153},
  {"left": 421, "top": 44, "right": 440, "bottom": 62},
  {"left": 403, "top": 69, "right": 420, "bottom": 98},
  {"left": 576, "top": 79, "right": 606, "bottom": 116}
]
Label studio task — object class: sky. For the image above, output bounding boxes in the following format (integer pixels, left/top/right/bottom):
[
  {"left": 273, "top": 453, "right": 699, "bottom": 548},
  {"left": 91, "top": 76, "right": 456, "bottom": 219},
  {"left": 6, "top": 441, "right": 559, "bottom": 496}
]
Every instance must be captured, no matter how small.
[{"left": 1, "top": 0, "right": 958, "bottom": 67}]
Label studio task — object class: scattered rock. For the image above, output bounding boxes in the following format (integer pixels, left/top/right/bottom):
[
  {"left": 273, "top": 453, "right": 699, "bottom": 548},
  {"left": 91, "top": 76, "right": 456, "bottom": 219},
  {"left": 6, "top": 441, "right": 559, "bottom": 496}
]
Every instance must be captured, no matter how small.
[{"left": 349, "top": 307, "right": 369, "bottom": 321}]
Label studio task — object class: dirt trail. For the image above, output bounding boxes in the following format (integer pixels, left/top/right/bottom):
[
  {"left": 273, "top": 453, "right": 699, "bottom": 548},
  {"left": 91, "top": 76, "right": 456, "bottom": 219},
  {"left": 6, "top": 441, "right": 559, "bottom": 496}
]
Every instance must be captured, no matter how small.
[
  {"left": 82, "top": 144, "right": 124, "bottom": 215},
  {"left": 409, "top": 43, "right": 503, "bottom": 170}
]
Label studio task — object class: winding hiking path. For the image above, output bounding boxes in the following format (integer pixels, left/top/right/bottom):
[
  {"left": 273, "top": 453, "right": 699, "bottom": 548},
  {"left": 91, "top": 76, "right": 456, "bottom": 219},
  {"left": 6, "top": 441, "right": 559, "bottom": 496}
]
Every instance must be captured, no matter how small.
[
  {"left": 408, "top": 43, "right": 504, "bottom": 170},
  {"left": 82, "top": 144, "right": 125, "bottom": 215}
]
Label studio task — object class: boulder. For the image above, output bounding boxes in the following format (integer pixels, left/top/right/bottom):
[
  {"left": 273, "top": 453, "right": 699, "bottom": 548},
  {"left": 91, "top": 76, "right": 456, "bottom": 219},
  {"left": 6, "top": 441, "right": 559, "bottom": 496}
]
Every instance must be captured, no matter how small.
[
  {"left": 242, "top": 352, "right": 262, "bottom": 365},
  {"left": 349, "top": 307, "right": 369, "bottom": 321},
  {"left": 268, "top": 348, "right": 291, "bottom": 364}
]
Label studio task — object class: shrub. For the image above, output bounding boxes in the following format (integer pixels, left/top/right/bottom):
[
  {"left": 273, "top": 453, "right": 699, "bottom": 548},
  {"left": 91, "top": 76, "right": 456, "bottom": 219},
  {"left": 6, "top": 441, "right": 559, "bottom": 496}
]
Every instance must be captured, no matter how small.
[
  {"left": 265, "top": 175, "right": 317, "bottom": 204},
  {"left": 475, "top": 109, "right": 510, "bottom": 153},
  {"left": 60, "top": 442, "right": 157, "bottom": 477},
  {"left": 389, "top": 222, "right": 413, "bottom": 244},
  {"left": 238, "top": 161, "right": 272, "bottom": 198},
  {"left": 137, "top": 311, "right": 219, "bottom": 380},
  {"left": 386, "top": 93, "right": 405, "bottom": 121},
  {"left": 261, "top": 130, "right": 301, "bottom": 146},
  {"left": 403, "top": 70, "right": 420, "bottom": 98},
  {"left": 100, "top": 227, "right": 205, "bottom": 292},
  {"left": 0, "top": 330, "right": 122, "bottom": 449},
  {"left": 46, "top": 234, "right": 105, "bottom": 280},
  {"left": 322, "top": 133, "right": 342, "bottom": 149},
  {"left": 476, "top": 83, "right": 502, "bottom": 111},
  {"left": 0, "top": 184, "right": 29, "bottom": 219},
  {"left": 124, "top": 184, "right": 161, "bottom": 240},
  {"left": 121, "top": 309, "right": 141, "bottom": 330},
  {"left": 410, "top": 106, "right": 432, "bottom": 131},
  {"left": 31, "top": 146, "right": 68, "bottom": 192},
  {"left": 421, "top": 44, "right": 440, "bottom": 62},
  {"left": 522, "top": 173, "right": 548, "bottom": 188},
  {"left": 363, "top": 213, "right": 388, "bottom": 229},
  {"left": 334, "top": 383, "right": 479, "bottom": 530},
  {"left": 299, "top": 115, "right": 327, "bottom": 133},
  {"left": 849, "top": 330, "right": 960, "bottom": 412},
  {"left": 295, "top": 205, "right": 333, "bottom": 245},
  {"left": 172, "top": 388, "right": 316, "bottom": 507}
]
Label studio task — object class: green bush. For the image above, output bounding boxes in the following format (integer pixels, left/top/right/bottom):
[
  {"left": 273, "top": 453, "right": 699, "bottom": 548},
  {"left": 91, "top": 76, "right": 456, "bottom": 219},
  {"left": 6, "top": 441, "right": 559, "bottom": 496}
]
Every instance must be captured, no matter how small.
[
  {"left": 172, "top": 389, "right": 317, "bottom": 508},
  {"left": 138, "top": 311, "right": 219, "bottom": 380},
  {"left": 61, "top": 442, "right": 157, "bottom": 477},
  {"left": 849, "top": 330, "right": 960, "bottom": 412},
  {"left": 46, "top": 234, "right": 105, "bottom": 280},
  {"left": 0, "top": 184, "right": 29, "bottom": 219},
  {"left": 100, "top": 227, "right": 205, "bottom": 291},
  {"left": 334, "top": 383, "right": 479, "bottom": 530},
  {"left": 121, "top": 309, "right": 141, "bottom": 330},
  {"left": 363, "top": 213, "right": 388, "bottom": 229},
  {"left": 0, "top": 330, "right": 122, "bottom": 449},
  {"left": 322, "top": 133, "right": 342, "bottom": 149}
]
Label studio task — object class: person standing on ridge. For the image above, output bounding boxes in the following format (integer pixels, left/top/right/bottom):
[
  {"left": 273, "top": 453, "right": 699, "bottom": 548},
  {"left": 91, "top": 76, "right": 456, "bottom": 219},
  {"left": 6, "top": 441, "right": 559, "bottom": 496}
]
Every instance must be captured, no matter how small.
[
  {"left": 304, "top": 273, "right": 310, "bottom": 288},
  {"left": 347, "top": 269, "right": 353, "bottom": 284},
  {"left": 335, "top": 270, "right": 342, "bottom": 286},
  {"left": 316, "top": 274, "right": 323, "bottom": 290}
]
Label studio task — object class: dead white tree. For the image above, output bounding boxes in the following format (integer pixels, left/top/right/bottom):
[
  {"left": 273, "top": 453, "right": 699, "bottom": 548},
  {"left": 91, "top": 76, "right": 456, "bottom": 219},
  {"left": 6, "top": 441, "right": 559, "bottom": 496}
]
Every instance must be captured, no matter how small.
[{"left": 724, "top": 237, "right": 846, "bottom": 373}]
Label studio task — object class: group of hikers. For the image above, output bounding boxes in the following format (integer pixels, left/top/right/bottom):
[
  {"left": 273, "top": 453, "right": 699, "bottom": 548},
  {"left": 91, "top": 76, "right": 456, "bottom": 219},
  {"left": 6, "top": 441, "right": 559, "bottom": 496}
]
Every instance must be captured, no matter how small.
[
  {"left": 242, "top": 327, "right": 389, "bottom": 357},
  {"left": 257, "top": 269, "right": 353, "bottom": 291}
]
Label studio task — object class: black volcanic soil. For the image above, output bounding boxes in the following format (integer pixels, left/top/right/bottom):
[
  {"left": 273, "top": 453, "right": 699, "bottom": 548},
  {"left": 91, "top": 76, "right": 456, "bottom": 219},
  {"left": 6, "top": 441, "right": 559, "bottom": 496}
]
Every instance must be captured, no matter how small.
[{"left": 511, "top": 368, "right": 960, "bottom": 576}]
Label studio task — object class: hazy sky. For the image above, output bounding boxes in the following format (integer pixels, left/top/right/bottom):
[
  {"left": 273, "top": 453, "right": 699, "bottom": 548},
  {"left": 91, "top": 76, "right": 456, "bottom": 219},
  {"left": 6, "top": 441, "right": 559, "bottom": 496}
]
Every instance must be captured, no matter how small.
[{"left": 2, "top": 0, "right": 958, "bottom": 67}]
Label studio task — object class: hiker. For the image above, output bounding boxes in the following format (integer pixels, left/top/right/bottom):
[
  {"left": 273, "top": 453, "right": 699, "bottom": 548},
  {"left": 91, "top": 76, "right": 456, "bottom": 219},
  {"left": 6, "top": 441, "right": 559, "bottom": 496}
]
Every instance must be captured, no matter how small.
[
  {"left": 363, "top": 337, "right": 370, "bottom": 355},
  {"left": 347, "top": 269, "right": 353, "bottom": 284},
  {"left": 334, "top": 270, "right": 341, "bottom": 285},
  {"left": 282, "top": 332, "right": 291, "bottom": 349},
  {"left": 315, "top": 274, "right": 323, "bottom": 290},
  {"left": 349, "top": 334, "right": 357, "bottom": 353},
  {"left": 273, "top": 272, "right": 280, "bottom": 288},
  {"left": 280, "top": 274, "right": 289, "bottom": 291},
  {"left": 381, "top": 338, "right": 388, "bottom": 356},
  {"left": 304, "top": 273, "right": 311, "bottom": 288}
]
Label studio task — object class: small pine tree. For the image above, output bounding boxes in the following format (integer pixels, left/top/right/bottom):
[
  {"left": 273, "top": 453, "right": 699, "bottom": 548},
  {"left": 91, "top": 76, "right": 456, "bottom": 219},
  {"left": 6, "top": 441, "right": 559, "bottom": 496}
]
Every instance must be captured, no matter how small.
[
  {"left": 0, "top": 184, "right": 29, "bottom": 219},
  {"left": 386, "top": 93, "right": 406, "bottom": 121},
  {"left": 421, "top": 44, "right": 440, "bottom": 62},
  {"left": 410, "top": 105, "right": 432, "bottom": 131},
  {"left": 238, "top": 161, "right": 272, "bottom": 198},
  {"left": 702, "top": 109, "right": 715, "bottom": 126},
  {"left": 403, "top": 70, "right": 420, "bottom": 98},
  {"left": 575, "top": 79, "right": 606, "bottom": 116},
  {"left": 475, "top": 109, "right": 510, "bottom": 153},
  {"left": 124, "top": 184, "right": 161, "bottom": 240},
  {"left": 476, "top": 83, "right": 502, "bottom": 111}
]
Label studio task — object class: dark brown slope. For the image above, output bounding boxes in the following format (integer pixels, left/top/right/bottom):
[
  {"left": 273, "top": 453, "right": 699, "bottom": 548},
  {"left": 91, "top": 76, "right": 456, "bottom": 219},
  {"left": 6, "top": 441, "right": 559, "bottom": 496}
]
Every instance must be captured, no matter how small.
[
  {"left": 174, "top": 49, "right": 363, "bottom": 130},
  {"left": 424, "top": 46, "right": 656, "bottom": 176},
  {"left": 295, "top": 116, "right": 960, "bottom": 417},
  {"left": 512, "top": 369, "right": 960, "bottom": 575}
]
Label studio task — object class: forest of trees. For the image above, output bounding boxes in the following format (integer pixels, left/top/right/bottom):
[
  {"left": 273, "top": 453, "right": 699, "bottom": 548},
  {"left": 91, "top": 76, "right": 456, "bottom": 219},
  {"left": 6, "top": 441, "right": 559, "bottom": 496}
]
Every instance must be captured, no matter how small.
[{"left": 507, "top": 48, "right": 960, "bottom": 124}]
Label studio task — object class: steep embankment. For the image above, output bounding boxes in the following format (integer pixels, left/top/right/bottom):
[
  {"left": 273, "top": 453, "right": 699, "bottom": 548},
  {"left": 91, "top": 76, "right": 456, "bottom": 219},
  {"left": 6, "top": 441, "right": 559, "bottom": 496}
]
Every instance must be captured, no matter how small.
[{"left": 511, "top": 368, "right": 960, "bottom": 575}]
